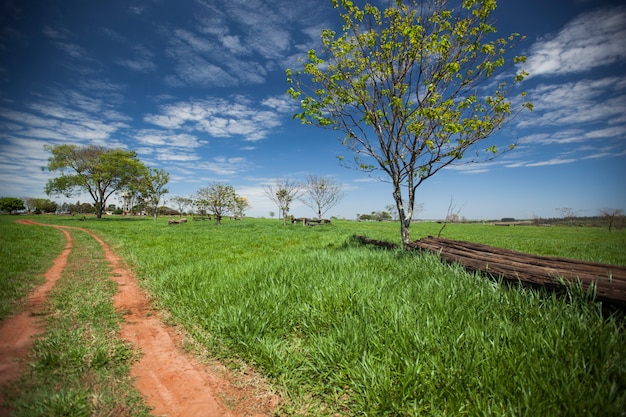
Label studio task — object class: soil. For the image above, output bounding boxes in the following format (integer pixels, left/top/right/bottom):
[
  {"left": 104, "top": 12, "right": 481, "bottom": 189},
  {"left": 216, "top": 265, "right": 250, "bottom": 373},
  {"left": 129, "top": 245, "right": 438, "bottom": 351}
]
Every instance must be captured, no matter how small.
[{"left": 0, "top": 220, "right": 280, "bottom": 416}]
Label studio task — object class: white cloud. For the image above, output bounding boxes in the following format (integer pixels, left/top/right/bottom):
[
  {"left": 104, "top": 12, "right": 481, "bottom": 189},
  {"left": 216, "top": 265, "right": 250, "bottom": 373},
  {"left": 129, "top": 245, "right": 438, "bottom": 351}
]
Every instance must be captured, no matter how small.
[
  {"left": 144, "top": 97, "right": 283, "bottom": 141},
  {"left": 134, "top": 130, "right": 205, "bottom": 148},
  {"left": 220, "top": 34, "right": 247, "bottom": 55},
  {"left": 525, "top": 6, "right": 626, "bottom": 77},
  {"left": 161, "top": 0, "right": 327, "bottom": 88},
  {"left": 196, "top": 156, "right": 249, "bottom": 175},
  {"left": 152, "top": 148, "right": 201, "bottom": 162},
  {"left": 518, "top": 77, "right": 626, "bottom": 129},
  {"left": 525, "top": 158, "right": 577, "bottom": 167},
  {"left": 262, "top": 95, "right": 297, "bottom": 113},
  {"left": 444, "top": 164, "right": 490, "bottom": 174}
]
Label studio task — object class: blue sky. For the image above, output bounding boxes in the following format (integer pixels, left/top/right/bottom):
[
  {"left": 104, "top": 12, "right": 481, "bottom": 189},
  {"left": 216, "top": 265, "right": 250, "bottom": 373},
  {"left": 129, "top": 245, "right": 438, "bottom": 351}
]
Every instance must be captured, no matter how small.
[{"left": 0, "top": 0, "right": 624, "bottom": 220}]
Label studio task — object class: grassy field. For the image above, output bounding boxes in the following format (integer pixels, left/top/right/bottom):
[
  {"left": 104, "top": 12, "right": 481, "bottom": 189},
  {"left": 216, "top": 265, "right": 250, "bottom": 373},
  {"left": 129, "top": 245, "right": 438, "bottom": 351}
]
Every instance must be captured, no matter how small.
[
  {"left": 0, "top": 219, "right": 65, "bottom": 320},
  {"left": 2, "top": 215, "right": 625, "bottom": 415}
]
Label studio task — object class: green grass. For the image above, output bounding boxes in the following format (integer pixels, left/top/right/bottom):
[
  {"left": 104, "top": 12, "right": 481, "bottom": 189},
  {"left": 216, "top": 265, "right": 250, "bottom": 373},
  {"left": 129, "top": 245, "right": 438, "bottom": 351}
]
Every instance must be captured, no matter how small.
[
  {"left": 415, "top": 222, "right": 626, "bottom": 265},
  {"left": 0, "top": 218, "right": 66, "bottom": 321},
  {"left": 4, "top": 215, "right": 626, "bottom": 415},
  {"left": 1, "top": 222, "right": 150, "bottom": 416},
  {"left": 60, "top": 216, "right": 626, "bottom": 416}
]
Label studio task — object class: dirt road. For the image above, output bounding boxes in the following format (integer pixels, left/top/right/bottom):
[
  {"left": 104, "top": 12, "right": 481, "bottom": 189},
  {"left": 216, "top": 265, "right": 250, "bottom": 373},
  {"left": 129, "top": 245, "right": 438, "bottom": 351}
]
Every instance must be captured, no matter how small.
[{"left": 0, "top": 220, "right": 279, "bottom": 416}]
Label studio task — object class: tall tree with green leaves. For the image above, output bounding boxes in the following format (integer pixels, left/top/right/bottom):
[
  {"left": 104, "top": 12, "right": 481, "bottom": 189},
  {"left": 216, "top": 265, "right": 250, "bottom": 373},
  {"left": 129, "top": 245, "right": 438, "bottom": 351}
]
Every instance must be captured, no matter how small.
[
  {"left": 44, "top": 144, "right": 146, "bottom": 219},
  {"left": 288, "top": 0, "right": 531, "bottom": 246}
]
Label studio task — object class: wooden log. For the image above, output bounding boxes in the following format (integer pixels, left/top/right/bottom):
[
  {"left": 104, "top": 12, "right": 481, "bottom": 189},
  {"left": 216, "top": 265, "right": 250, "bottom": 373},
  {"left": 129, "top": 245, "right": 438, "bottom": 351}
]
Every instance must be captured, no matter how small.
[{"left": 409, "top": 237, "right": 626, "bottom": 306}]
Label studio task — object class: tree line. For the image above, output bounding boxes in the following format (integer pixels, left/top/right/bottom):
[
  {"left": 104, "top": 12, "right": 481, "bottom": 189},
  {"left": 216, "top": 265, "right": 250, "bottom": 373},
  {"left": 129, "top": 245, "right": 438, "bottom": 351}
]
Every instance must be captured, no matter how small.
[{"left": 0, "top": 144, "right": 347, "bottom": 224}]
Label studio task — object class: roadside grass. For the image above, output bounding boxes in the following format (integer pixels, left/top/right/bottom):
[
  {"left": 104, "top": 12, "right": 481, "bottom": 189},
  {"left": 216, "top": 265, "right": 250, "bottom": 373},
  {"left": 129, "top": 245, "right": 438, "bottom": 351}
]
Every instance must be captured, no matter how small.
[
  {"left": 0, "top": 218, "right": 65, "bottom": 321},
  {"left": 58, "top": 216, "right": 626, "bottom": 416},
  {"left": 2, "top": 225, "right": 150, "bottom": 417}
]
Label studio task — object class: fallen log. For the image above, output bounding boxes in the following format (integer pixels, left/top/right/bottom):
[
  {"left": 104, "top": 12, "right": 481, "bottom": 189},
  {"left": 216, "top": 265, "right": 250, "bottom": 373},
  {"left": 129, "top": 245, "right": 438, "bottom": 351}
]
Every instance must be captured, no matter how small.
[
  {"left": 408, "top": 236, "right": 626, "bottom": 307},
  {"left": 168, "top": 218, "right": 187, "bottom": 225}
]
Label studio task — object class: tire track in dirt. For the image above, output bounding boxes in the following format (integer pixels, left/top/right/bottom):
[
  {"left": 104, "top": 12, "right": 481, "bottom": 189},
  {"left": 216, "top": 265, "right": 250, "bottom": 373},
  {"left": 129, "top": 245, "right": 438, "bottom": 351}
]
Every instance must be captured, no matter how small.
[
  {"left": 3, "top": 221, "right": 279, "bottom": 417},
  {"left": 0, "top": 220, "right": 72, "bottom": 416}
]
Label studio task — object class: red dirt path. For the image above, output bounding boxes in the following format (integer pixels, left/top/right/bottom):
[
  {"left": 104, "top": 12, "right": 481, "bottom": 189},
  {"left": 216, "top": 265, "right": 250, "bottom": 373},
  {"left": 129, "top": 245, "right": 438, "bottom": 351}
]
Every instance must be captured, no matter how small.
[
  {"left": 0, "top": 221, "right": 72, "bottom": 416},
  {"left": 0, "top": 220, "right": 279, "bottom": 416}
]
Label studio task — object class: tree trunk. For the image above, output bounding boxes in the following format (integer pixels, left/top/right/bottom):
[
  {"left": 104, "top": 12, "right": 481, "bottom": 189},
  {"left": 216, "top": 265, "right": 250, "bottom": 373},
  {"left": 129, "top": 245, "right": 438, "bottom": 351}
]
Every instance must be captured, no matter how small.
[
  {"left": 393, "top": 186, "right": 412, "bottom": 248},
  {"left": 395, "top": 206, "right": 412, "bottom": 248},
  {"left": 95, "top": 201, "right": 104, "bottom": 219},
  {"left": 400, "top": 218, "right": 411, "bottom": 248},
  {"left": 95, "top": 188, "right": 106, "bottom": 219}
]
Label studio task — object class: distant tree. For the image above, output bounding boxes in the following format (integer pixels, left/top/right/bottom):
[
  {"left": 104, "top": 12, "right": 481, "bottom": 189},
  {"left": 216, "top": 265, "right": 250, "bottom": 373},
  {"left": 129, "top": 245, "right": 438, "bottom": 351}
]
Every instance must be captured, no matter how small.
[
  {"left": 22, "top": 198, "right": 35, "bottom": 213},
  {"left": 44, "top": 144, "right": 146, "bottom": 219},
  {"left": 438, "top": 197, "right": 463, "bottom": 237},
  {"left": 556, "top": 207, "right": 580, "bottom": 227},
  {"left": 23, "top": 198, "right": 57, "bottom": 214},
  {"left": 264, "top": 178, "right": 301, "bottom": 226},
  {"left": 358, "top": 210, "right": 392, "bottom": 222},
  {"left": 69, "top": 201, "right": 95, "bottom": 214},
  {"left": 171, "top": 196, "right": 193, "bottom": 217},
  {"left": 0, "top": 197, "right": 25, "bottom": 214},
  {"left": 120, "top": 189, "right": 141, "bottom": 215},
  {"left": 598, "top": 208, "right": 624, "bottom": 232},
  {"left": 39, "top": 199, "right": 57, "bottom": 214},
  {"left": 300, "top": 174, "right": 344, "bottom": 219},
  {"left": 288, "top": 0, "right": 531, "bottom": 247},
  {"left": 233, "top": 196, "right": 251, "bottom": 219},
  {"left": 137, "top": 168, "right": 170, "bottom": 221},
  {"left": 194, "top": 183, "right": 237, "bottom": 225},
  {"left": 385, "top": 204, "right": 398, "bottom": 221}
]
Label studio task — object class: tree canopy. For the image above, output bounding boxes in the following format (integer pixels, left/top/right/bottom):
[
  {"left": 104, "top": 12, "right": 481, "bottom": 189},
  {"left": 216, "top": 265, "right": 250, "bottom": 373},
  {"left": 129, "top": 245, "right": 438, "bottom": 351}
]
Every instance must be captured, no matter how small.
[
  {"left": 0, "top": 197, "right": 25, "bottom": 214},
  {"left": 44, "top": 144, "right": 146, "bottom": 218},
  {"left": 288, "top": 0, "right": 531, "bottom": 245},
  {"left": 194, "top": 183, "right": 242, "bottom": 224}
]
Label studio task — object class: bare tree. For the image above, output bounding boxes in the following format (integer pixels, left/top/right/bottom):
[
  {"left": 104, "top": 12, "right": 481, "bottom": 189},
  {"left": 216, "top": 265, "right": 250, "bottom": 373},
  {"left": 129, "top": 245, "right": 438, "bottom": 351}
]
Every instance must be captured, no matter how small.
[
  {"left": 438, "top": 197, "right": 463, "bottom": 237},
  {"left": 556, "top": 207, "right": 581, "bottom": 228},
  {"left": 264, "top": 178, "right": 301, "bottom": 226},
  {"left": 171, "top": 196, "right": 193, "bottom": 217},
  {"left": 599, "top": 208, "right": 624, "bottom": 232},
  {"left": 300, "top": 174, "right": 344, "bottom": 219}
]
